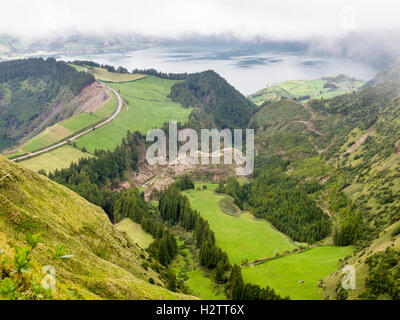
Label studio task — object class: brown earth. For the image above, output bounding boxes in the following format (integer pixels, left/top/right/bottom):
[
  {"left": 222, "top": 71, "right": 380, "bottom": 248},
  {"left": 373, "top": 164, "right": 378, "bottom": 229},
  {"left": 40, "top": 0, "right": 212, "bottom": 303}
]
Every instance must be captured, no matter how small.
[{"left": 72, "top": 81, "right": 111, "bottom": 114}]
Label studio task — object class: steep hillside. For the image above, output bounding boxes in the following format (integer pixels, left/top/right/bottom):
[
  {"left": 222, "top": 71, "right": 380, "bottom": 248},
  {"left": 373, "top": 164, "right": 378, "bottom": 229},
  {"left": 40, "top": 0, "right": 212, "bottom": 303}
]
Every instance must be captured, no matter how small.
[
  {"left": 322, "top": 220, "right": 400, "bottom": 300},
  {"left": 169, "top": 70, "right": 257, "bottom": 129},
  {"left": 0, "top": 157, "right": 192, "bottom": 300},
  {"left": 0, "top": 58, "right": 94, "bottom": 152},
  {"left": 249, "top": 61, "right": 400, "bottom": 299}
]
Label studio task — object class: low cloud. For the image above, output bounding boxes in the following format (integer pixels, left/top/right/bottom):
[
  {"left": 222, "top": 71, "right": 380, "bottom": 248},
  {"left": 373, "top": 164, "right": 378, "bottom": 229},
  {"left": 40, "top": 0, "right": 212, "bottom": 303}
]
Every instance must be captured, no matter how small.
[{"left": 1, "top": 0, "right": 400, "bottom": 41}]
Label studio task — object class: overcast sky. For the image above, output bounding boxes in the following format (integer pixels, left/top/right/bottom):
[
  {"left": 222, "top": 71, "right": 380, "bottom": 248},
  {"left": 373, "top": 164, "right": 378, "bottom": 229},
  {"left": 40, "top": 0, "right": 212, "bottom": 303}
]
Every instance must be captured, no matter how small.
[{"left": 1, "top": 0, "right": 400, "bottom": 40}]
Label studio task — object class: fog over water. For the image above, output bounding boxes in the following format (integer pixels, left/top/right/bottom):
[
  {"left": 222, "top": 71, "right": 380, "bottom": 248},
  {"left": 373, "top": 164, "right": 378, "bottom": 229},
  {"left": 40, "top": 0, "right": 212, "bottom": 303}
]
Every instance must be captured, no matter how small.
[{"left": 55, "top": 43, "right": 378, "bottom": 95}]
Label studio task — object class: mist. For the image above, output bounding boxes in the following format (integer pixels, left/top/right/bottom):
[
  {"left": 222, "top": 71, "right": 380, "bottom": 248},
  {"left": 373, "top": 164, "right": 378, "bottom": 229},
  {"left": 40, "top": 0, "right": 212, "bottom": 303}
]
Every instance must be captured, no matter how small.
[
  {"left": 1, "top": 0, "right": 400, "bottom": 40},
  {"left": 2, "top": 0, "right": 400, "bottom": 68}
]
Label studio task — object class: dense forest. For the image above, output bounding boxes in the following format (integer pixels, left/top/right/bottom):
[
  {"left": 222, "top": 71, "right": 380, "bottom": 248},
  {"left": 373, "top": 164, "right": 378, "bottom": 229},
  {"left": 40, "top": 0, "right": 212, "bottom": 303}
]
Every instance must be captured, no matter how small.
[
  {"left": 0, "top": 58, "right": 94, "bottom": 94},
  {"left": 50, "top": 131, "right": 142, "bottom": 220},
  {"left": 0, "top": 58, "right": 94, "bottom": 150},
  {"left": 169, "top": 70, "right": 257, "bottom": 129}
]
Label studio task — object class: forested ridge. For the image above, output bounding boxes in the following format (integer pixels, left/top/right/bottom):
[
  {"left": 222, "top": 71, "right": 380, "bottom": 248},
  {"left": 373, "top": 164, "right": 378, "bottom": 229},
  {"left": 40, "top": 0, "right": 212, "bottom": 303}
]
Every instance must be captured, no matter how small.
[
  {"left": 0, "top": 58, "right": 94, "bottom": 94},
  {"left": 169, "top": 70, "right": 257, "bottom": 129}
]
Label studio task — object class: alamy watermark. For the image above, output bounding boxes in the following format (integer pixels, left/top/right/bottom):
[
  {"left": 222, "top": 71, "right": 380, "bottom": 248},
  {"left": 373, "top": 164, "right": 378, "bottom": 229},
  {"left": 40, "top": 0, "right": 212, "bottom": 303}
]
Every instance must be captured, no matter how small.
[
  {"left": 341, "top": 265, "right": 356, "bottom": 290},
  {"left": 41, "top": 265, "right": 56, "bottom": 290},
  {"left": 146, "top": 121, "right": 254, "bottom": 176}
]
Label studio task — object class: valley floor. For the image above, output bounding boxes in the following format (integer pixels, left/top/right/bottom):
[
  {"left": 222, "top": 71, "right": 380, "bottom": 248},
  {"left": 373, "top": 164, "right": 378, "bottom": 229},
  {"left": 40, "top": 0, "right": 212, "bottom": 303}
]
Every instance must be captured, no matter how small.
[{"left": 183, "top": 183, "right": 353, "bottom": 300}]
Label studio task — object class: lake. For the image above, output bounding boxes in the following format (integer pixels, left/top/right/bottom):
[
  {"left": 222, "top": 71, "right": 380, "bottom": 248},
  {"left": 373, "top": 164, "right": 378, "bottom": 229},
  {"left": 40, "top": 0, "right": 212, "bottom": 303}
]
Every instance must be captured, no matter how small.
[{"left": 55, "top": 42, "right": 377, "bottom": 95}]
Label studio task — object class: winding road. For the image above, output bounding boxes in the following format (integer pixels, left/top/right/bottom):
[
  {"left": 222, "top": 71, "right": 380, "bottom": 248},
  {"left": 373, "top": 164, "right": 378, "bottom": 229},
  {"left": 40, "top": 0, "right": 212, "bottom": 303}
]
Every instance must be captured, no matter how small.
[{"left": 11, "top": 81, "right": 123, "bottom": 162}]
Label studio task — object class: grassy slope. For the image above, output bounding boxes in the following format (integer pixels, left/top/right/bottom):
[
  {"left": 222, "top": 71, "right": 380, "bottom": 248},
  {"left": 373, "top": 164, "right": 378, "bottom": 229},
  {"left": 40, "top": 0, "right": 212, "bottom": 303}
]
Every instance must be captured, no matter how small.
[
  {"left": 249, "top": 77, "right": 364, "bottom": 105},
  {"left": 76, "top": 76, "right": 193, "bottom": 153},
  {"left": 0, "top": 157, "right": 192, "bottom": 300},
  {"left": 242, "top": 246, "right": 353, "bottom": 300},
  {"left": 20, "top": 145, "right": 93, "bottom": 174},
  {"left": 115, "top": 218, "right": 154, "bottom": 249},
  {"left": 183, "top": 183, "right": 297, "bottom": 265},
  {"left": 247, "top": 63, "right": 400, "bottom": 299}
]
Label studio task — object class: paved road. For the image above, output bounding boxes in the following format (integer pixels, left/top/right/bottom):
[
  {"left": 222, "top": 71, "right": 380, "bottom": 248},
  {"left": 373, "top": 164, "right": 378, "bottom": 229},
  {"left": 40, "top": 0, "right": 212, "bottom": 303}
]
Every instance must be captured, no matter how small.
[{"left": 12, "top": 82, "right": 122, "bottom": 162}]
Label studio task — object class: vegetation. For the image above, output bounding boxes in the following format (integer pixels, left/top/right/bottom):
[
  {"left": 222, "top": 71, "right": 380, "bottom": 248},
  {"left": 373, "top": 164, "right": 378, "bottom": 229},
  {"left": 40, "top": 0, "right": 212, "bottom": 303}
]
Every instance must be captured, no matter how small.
[
  {"left": 75, "top": 76, "right": 192, "bottom": 152},
  {"left": 228, "top": 264, "right": 287, "bottom": 300},
  {"left": 115, "top": 219, "right": 154, "bottom": 249},
  {"left": 132, "top": 68, "right": 188, "bottom": 80},
  {"left": 362, "top": 248, "right": 400, "bottom": 299},
  {"left": 20, "top": 145, "right": 92, "bottom": 174},
  {"left": 21, "top": 90, "right": 118, "bottom": 153},
  {"left": 0, "top": 58, "right": 94, "bottom": 151},
  {"left": 0, "top": 157, "right": 192, "bottom": 299},
  {"left": 217, "top": 170, "right": 331, "bottom": 243},
  {"left": 184, "top": 183, "right": 297, "bottom": 264},
  {"left": 242, "top": 246, "right": 353, "bottom": 300},
  {"left": 248, "top": 75, "right": 364, "bottom": 105},
  {"left": 169, "top": 70, "right": 257, "bottom": 129},
  {"left": 158, "top": 183, "right": 286, "bottom": 300},
  {"left": 88, "top": 67, "right": 147, "bottom": 83},
  {"left": 0, "top": 233, "right": 54, "bottom": 300}
]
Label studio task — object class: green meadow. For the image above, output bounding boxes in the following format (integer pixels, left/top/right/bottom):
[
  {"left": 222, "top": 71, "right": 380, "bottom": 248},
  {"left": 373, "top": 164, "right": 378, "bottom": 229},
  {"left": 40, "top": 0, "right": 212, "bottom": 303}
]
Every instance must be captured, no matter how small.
[
  {"left": 242, "top": 246, "right": 353, "bottom": 300},
  {"left": 249, "top": 78, "right": 364, "bottom": 105},
  {"left": 184, "top": 183, "right": 354, "bottom": 300},
  {"left": 75, "top": 76, "right": 193, "bottom": 153},
  {"left": 183, "top": 183, "right": 298, "bottom": 265},
  {"left": 115, "top": 218, "right": 154, "bottom": 249},
  {"left": 171, "top": 240, "right": 226, "bottom": 300},
  {"left": 185, "top": 269, "right": 226, "bottom": 300},
  {"left": 20, "top": 145, "right": 92, "bottom": 174},
  {"left": 89, "top": 67, "right": 147, "bottom": 83}
]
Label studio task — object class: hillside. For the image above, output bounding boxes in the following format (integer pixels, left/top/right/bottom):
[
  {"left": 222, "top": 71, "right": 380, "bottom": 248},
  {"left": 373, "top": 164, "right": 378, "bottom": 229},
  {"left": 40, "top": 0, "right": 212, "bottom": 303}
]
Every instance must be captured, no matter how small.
[
  {"left": 248, "top": 75, "right": 364, "bottom": 106},
  {"left": 247, "top": 61, "right": 400, "bottom": 299},
  {"left": 0, "top": 58, "right": 94, "bottom": 152},
  {"left": 0, "top": 157, "right": 192, "bottom": 300}
]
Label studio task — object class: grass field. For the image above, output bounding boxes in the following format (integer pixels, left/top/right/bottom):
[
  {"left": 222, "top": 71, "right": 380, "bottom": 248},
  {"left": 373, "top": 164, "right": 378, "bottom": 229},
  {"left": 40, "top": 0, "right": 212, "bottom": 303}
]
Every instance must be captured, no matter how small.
[
  {"left": 249, "top": 77, "right": 364, "bottom": 105},
  {"left": 171, "top": 239, "right": 226, "bottom": 300},
  {"left": 75, "top": 76, "right": 193, "bottom": 153},
  {"left": 22, "top": 125, "right": 73, "bottom": 153},
  {"left": 115, "top": 218, "right": 154, "bottom": 249},
  {"left": 69, "top": 64, "right": 87, "bottom": 73},
  {"left": 19, "top": 145, "right": 92, "bottom": 173},
  {"left": 183, "top": 183, "right": 298, "bottom": 265},
  {"left": 183, "top": 183, "right": 354, "bottom": 300},
  {"left": 242, "top": 246, "right": 353, "bottom": 300},
  {"left": 186, "top": 269, "right": 226, "bottom": 300},
  {"left": 22, "top": 92, "right": 118, "bottom": 153},
  {"left": 89, "top": 67, "right": 147, "bottom": 83}
]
